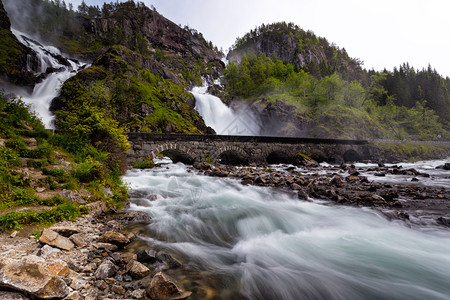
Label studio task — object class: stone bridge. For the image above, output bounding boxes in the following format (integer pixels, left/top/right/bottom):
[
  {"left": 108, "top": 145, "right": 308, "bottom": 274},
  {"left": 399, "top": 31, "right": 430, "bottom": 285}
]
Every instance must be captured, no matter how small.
[{"left": 127, "top": 133, "right": 372, "bottom": 165}]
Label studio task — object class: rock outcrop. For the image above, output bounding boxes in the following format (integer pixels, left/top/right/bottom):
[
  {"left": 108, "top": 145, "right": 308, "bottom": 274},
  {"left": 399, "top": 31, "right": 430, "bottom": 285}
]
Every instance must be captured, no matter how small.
[{"left": 0, "top": 0, "right": 36, "bottom": 88}]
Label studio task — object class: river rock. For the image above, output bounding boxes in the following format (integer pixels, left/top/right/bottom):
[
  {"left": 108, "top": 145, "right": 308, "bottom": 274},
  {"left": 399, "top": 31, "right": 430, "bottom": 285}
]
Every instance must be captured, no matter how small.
[
  {"left": 39, "top": 228, "right": 75, "bottom": 251},
  {"left": 126, "top": 260, "right": 150, "bottom": 278},
  {"left": 0, "top": 291, "right": 30, "bottom": 300},
  {"left": 38, "top": 244, "right": 61, "bottom": 258},
  {"left": 118, "top": 211, "right": 152, "bottom": 225},
  {"left": 99, "top": 231, "right": 130, "bottom": 246},
  {"left": 0, "top": 257, "right": 69, "bottom": 299},
  {"left": 147, "top": 272, "right": 191, "bottom": 300},
  {"left": 443, "top": 163, "right": 450, "bottom": 170},
  {"left": 156, "top": 252, "right": 182, "bottom": 268},
  {"left": 330, "top": 175, "right": 344, "bottom": 187},
  {"left": 137, "top": 249, "right": 158, "bottom": 263},
  {"left": 94, "top": 260, "right": 118, "bottom": 279},
  {"left": 50, "top": 225, "right": 79, "bottom": 237}
]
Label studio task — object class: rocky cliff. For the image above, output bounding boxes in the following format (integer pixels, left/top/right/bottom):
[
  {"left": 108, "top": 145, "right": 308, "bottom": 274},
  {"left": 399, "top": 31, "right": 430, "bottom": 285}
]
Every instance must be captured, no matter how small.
[
  {"left": 0, "top": 0, "right": 36, "bottom": 88},
  {"left": 227, "top": 22, "right": 364, "bottom": 81}
]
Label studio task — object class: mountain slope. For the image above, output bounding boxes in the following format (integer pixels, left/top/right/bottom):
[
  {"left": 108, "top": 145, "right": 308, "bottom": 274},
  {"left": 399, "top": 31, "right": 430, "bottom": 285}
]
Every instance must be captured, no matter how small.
[{"left": 227, "top": 22, "right": 364, "bottom": 81}]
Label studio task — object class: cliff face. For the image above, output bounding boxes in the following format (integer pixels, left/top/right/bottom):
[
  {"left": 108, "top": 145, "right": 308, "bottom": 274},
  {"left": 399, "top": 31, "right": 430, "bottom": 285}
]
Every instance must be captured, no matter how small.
[
  {"left": 0, "top": 0, "right": 36, "bottom": 88},
  {"left": 227, "top": 22, "right": 364, "bottom": 81},
  {"left": 82, "top": 5, "right": 224, "bottom": 85}
]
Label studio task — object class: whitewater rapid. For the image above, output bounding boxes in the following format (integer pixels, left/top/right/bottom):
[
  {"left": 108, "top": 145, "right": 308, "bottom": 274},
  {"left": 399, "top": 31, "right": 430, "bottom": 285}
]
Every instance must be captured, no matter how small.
[
  {"left": 192, "top": 85, "right": 261, "bottom": 135},
  {"left": 123, "top": 159, "right": 450, "bottom": 300}
]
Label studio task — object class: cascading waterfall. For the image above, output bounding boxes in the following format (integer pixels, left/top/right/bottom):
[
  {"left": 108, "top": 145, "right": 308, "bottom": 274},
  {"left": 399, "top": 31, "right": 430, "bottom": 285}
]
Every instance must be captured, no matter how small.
[
  {"left": 192, "top": 84, "right": 261, "bottom": 135},
  {"left": 123, "top": 159, "right": 450, "bottom": 300},
  {"left": 11, "top": 29, "right": 83, "bottom": 129}
]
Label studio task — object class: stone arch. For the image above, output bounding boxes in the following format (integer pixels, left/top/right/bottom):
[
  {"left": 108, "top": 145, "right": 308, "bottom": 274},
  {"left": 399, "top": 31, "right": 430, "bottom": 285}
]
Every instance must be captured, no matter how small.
[
  {"left": 151, "top": 143, "right": 194, "bottom": 164},
  {"left": 266, "top": 150, "right": 292, "bottom": 164},
  {"left": 343, "top": 149, "right": 361, "bottom": 162},
  {"left": 211, "top": 145, "right": 249, "bottom": 165}
]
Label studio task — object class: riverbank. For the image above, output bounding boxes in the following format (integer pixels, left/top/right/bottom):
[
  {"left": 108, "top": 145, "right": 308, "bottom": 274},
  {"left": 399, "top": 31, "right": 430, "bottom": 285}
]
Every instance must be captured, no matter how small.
[
  {"left": 195, "top": 159, "right": 450, "bottom": 227},
  {"left": 0, "top": 201, "right": 194, "bottom": 300},
  {"left": 1, "top": 158, "right": 449, "bottom": 299}
]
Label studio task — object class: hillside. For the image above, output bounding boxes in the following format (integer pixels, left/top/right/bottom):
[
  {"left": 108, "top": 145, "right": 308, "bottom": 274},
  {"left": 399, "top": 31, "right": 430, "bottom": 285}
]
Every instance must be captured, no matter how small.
[
  {"left": 227, "top": 22, "right": 365, "bottom": 82},
  {"left": 224, "top": 23, "right": 450, "bottom": 140}
]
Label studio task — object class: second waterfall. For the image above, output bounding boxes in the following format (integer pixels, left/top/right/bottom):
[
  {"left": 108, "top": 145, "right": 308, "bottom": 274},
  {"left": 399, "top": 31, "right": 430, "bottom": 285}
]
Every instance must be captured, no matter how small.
[{"left": 192, "top": 84, "right": 261, "bottom": 136}]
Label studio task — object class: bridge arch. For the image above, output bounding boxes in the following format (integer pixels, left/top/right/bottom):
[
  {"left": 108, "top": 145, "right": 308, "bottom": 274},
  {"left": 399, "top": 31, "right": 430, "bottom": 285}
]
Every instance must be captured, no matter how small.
[
  {"left": 343, "top": 149, "right": 361, "bottom": 162},
  {"left": 211, "top": 146, "right": 249, "bottom": 165},
  {"left": 151, "top": 143, "right": 195, "bottom": 164}
]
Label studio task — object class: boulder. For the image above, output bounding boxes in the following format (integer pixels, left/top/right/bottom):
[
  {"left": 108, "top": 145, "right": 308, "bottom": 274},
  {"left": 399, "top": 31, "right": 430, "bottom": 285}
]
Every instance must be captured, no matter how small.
[
  {"left": 126, "top": 260, "right": 150, "bottom": 279},
  {"left": 147, "top": 272, "right": 191, "bottom": 300},
  {"left": 39, "top": 228, "right": 75, "bottom": 251},
  {"left": 94, "top": 260, "right": 118, "bottom": 280},
  {"left": 99, "top": 231, "right": 130, "bottom": 246},
  {"left": 0, "top": 291, "right": 30, "bottom": 300},
  {"left": 443, "top": 163, "right": 450, "bottom": 170},
  {"left": 0, "top": 257, "right": 69, "bottom": 299},
  {"left": 49, "top": 225, "right": 79, "bottom": 237},
  {"left": 137, "top": 249, "right": 158, "bottom": 263}
]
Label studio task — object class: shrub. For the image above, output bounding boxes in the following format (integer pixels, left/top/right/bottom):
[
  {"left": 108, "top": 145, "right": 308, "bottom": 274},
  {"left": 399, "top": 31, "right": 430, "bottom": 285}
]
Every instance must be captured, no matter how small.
[{"left": 73, "top": 157, "right": 104, "bottom": 183}]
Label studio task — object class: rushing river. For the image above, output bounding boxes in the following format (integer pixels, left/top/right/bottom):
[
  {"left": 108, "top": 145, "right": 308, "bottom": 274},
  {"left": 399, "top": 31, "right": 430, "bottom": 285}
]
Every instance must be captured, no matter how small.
[{"left": 123, "top": 159, "right": 450, "bottom": 300}]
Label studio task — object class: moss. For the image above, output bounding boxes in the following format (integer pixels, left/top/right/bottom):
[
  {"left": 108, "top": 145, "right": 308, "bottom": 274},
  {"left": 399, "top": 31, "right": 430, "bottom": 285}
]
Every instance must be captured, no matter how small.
[{"left": 371, "top": 142, "right": 450, "bottom": 161}]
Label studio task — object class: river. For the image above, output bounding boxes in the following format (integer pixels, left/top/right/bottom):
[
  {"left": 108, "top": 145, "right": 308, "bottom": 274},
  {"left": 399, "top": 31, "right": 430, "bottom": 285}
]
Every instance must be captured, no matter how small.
[{"left": 123, "top": 158, "right": 450, "bottom": 299}]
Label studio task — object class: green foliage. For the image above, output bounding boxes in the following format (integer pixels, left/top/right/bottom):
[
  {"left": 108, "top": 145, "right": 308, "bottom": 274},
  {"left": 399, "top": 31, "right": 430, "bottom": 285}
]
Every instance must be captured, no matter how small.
[
  {"left": 72, "top": 157, "right": 104, "bottom": 183},
  {"left": 0, "top": 201, "right": 86, "bottom": 230},
  {"left": 133, "top": 159, "right": 154, "bottom": 169}
]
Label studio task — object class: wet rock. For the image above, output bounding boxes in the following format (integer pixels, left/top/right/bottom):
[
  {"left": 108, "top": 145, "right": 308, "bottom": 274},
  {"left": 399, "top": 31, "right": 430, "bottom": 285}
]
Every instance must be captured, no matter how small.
[
  {"left": 0, "top": 291, "right": 30, "bottom": 300},
  {"left": 291, "top": 183, "right": 302, "bottom": 190},
  {"left": 118, "top": 211, "right": 152, "bottom": 225},
  {"left": 99, "top": 231, "right": 130, "bottom": 246},
  {"left": 137, "top": 249, "right": 158, "bottom": 263},
  {"left": 297, "top": 189, "right": 308, "bottom": 200},
  {"left": 39, "top": 228, "right": 75, "bottom": 251},
  {"left": 126, "top": 260, "right": 151, "bottom": 279},
  {"left": 94, "top": 260, "right": 118, "bottom": 280},
  {"left": 330, "top": 175, "right": 344, "bottom": 187},
  {"left": 0, "top": 257, "right": 69, "bottom": 299},
  {"left": 156, "top": 252, "right": 182, "bottom": 268},
  {"left": 443, "top": 163, "right": 450, "bottom": 170},
  {"left": 147, "top": 272, "right": 191, "bottom": 300},
  {"left": 437, "top": 217, "right": 450, "bottom": 227},
  {"left": 241, "top": 179, "right": 253, "bottom": 185}
]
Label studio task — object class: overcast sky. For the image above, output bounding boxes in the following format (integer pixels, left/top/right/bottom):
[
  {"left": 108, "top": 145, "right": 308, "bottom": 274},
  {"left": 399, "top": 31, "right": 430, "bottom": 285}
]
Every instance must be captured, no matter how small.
[{"left": 66, "top": 0, "right": 450, "bottom": 78}]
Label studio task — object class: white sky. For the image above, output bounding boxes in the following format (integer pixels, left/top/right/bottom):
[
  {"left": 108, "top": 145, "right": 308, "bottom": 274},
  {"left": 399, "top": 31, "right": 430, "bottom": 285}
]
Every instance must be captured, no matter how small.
[{"left": 66, "top": 0, "right": 450, "bottom": 78}]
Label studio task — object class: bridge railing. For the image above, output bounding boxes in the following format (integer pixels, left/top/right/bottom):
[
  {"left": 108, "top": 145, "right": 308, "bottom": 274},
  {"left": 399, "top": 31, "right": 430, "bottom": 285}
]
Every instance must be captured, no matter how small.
[{"left": 126, "top": 133, "right": 369, "bottom": 145}]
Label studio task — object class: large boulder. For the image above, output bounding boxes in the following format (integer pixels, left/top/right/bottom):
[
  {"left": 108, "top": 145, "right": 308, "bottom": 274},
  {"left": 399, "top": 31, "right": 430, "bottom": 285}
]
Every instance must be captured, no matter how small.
[
  {"left": 39, "top": 228, "right": 75, "bottom": 251},
  {"left": 0, "top": 256, "right": 69, "bottom": 299}
]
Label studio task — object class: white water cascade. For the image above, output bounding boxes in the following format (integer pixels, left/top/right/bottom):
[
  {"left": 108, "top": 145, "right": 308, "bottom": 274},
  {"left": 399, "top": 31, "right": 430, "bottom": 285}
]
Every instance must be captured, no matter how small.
[
  {"left": 11, "top": 29, "right": 83, "bottom": 129},
  {"left": 123, "top": 158, "right": 450, "bottom": 300},
  {"left": 192, "top": 84, "right": 261, "bottom": 135}
]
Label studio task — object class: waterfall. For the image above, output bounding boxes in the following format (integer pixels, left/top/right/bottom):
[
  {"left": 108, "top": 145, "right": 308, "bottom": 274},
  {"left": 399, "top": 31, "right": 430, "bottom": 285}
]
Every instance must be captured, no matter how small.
[
  {"left": 10, "top": 29, "right": 83, "bottom": 129},
  {"left": 192, "top": 84, "right": 261, "bottom": 135}
]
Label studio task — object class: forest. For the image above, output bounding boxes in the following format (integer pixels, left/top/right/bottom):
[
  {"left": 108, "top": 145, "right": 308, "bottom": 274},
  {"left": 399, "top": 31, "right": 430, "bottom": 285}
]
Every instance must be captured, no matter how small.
[{"left": 225, "top": 22, "right": 450, "bottom": 140}]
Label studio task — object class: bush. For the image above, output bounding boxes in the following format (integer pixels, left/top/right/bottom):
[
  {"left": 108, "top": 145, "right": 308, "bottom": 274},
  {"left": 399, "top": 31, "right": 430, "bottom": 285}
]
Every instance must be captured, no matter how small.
[{"left": 73, "top": 157, "right": 104, "bottom": 183}]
